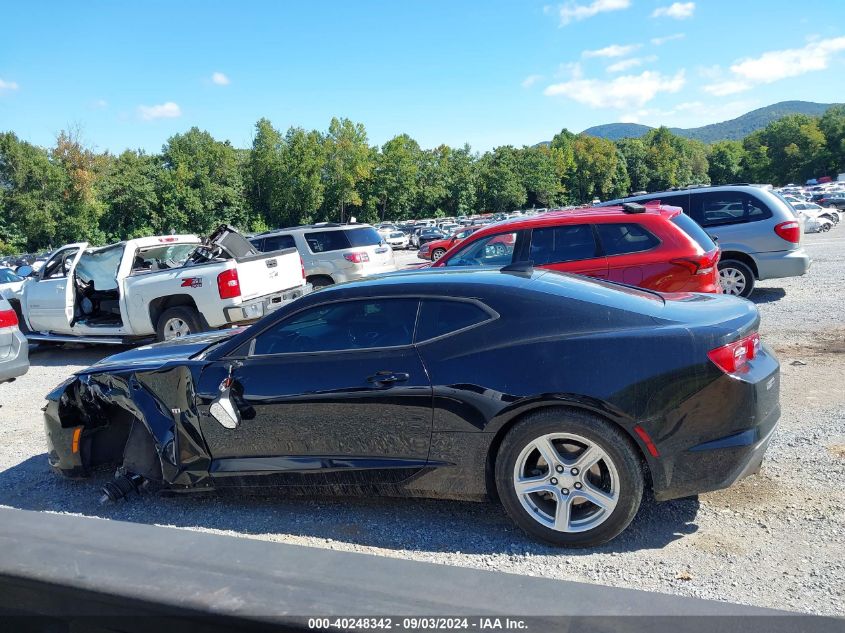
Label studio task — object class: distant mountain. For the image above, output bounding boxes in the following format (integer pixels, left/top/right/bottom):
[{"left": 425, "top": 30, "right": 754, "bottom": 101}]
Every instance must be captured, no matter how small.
[{"left": 576, "top": 101, "right": 840, "bottom": 143}]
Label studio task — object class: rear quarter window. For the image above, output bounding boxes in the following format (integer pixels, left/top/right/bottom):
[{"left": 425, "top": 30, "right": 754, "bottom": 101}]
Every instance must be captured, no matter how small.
[
  {"left": 415, "top": 299, "right": 492, "bottom": 342},
  {"left": 689, "top": 192, "right": 772, "bottom": 227},
  {"left": 670, "top": 214, "right": 717, "bottom": 251}
]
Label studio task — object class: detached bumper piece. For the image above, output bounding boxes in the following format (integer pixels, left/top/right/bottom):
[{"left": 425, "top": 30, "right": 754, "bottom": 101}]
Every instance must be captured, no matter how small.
[{"left": 224, "top": 284, "right": 312, "bottom": 323}]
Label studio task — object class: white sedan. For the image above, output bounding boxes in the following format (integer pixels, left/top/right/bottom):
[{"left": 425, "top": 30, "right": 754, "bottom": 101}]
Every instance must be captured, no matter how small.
[{"left": 385, "top": 231, "right": 410, "bottom": 250}]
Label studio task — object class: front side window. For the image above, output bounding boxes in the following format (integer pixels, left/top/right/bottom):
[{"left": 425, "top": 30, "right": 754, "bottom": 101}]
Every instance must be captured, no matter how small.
[
  {"left": 529, "top": 225, "right": 597, "bottom": 265},
  {"left": 445, "top": 231, "right": 518, "bottom": 267},
  {"left": 252, "top": 299, "right": 419, "bottom": 355},
  {"left": 41, "top": 248, "right": 80, "bottom": 280},
  {"left": 595, "top": 223, "right": 660, "bottom": 257},
  {"left": 415, "top": 299, "right": 491, "bottom": 342}
]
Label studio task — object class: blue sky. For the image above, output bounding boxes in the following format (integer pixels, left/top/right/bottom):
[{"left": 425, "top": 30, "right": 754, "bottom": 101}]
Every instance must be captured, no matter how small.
[{"left": 2, "top": 1, "right": 844, "bottom": 153}]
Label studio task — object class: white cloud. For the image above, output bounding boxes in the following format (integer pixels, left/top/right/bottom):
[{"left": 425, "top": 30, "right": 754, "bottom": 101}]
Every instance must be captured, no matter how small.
[
  {"left": 703, "top": 36, "right": 845, "bottom": 95},
  {"left": 651, "top": 33, "right": 685, "bottom": 45},
  {"left": 521, "top": 74, "right": 543, "bottom": 88},
  {"left": 606, "top": 55, "right": 657, "bottom": 73},
  {"left": 544, "top": 69, "right": 686, "bottom": 109},
  {"left": 0, "top": 77, "right": 19, "bottom": 92},
  {"left": 92, "top": 99, "right": 108, "bottom": 109},
  {"left": 546, "top": 0, "right": 631, "bottom": 26},
  {"left": 703, "top": 80, "right": 751, "bottom": 96},
  {"left": 607, "top": 58, "right": 643, "bottom": 73},
  {"left": 137, "top": 102, "right": 182, "bottom": 120},
  {"left": 583, "top": 43, "right": 640, "bottom": 58},
  {"left": 211, "top": 71, "right": 230, "bottom": 86},
  {"left": 651, "top": 2, "right": 695, "bottom": 19}
]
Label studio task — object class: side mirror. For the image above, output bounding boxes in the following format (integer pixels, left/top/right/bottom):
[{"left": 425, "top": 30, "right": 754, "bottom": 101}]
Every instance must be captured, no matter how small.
[{"left": 209, "top": 363, "right": 243, "bottom": 429}]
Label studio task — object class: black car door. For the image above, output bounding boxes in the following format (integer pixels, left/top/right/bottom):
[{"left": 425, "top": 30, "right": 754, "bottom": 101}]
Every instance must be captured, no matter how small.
[{"left": 197, "top": 297, "right": 433, "bottom": 486}]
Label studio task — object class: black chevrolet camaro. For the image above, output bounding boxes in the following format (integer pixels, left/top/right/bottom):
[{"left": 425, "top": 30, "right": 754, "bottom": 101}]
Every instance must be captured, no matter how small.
[{"left": 44, "top": 268, "right": 780, "bottom": 546}]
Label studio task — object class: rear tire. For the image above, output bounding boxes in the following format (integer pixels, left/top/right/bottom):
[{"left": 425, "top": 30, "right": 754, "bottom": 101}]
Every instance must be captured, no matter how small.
[
  {"left": 718, "top": 260, "right": 755, "bottom": 298},
  {"left": 432, "top": 248, "right": 446, "bottom": 261},
  {"left": 156, "top": 307, "right": 203, "bottom": 342},
  {"left": 495, "top": 409, "right": 643, "bottom": 547}
]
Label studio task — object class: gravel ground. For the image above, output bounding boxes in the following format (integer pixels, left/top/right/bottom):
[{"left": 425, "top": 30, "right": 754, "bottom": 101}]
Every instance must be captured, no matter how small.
[{"left": 1, "top": 234, "right": 843, "bottom": 615}]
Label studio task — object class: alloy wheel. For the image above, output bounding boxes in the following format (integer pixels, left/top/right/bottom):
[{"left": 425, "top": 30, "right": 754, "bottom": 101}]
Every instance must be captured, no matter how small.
[
  {"left": 512, "top": 433, "right": 619, "bottom": 533},
  {"left": 719, "top": 267, "right": 747, "bottom": 296},
  {"left": 163, "top": 317, "right": 191, "bottom": 340}
]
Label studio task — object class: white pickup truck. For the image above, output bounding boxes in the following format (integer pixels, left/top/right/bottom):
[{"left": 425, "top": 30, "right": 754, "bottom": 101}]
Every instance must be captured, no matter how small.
[{"left": 14, "top": 225, "right": 309, "bottom": 344}]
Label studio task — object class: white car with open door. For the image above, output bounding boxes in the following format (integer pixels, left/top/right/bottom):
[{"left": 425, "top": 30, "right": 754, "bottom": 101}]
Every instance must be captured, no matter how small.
[{"left": 13, "top": 225, "right": 310, "bottom": 344}]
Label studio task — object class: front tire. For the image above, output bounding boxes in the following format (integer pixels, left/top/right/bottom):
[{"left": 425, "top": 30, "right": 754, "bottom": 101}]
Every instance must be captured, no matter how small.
[
  {"left": 495, "top": 409, "right": 643, "bottom": 547},
  {"left": 156, "top": 306, "right": 203, "bottom": 342},
  {"left": 718, "top": 260, "right": 755, "bottom": 298},
  {"left": 432, "top": 248, "right": 446, "bottom": 261}
]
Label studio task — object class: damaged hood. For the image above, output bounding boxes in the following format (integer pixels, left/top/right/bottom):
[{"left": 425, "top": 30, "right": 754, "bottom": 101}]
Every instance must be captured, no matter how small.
[{"left": 79, "top": 329, "right": 243, "bottom": 376}]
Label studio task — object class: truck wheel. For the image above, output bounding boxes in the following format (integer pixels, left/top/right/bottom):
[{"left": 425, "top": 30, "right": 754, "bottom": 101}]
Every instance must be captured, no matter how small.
[{"left": 156, "top": 307, "right": 203, "bottom": 342}]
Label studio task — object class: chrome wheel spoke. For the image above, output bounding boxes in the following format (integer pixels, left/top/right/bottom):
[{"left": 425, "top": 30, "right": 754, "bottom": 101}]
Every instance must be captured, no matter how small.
[
  {"left": 515, "top": 476, "right": 553, "bottom": 496},
  {"left": 571, "top": 445, "right": 601, "bottom": 471},
  {"left": 575, "top": 481, "right": 617, "bottom": 512},
  {"left": 531, "top": 436, "right": 560, "bottom": 469},
  {"left": 553, "top": 492, "right": 572, "bottom": 531}
]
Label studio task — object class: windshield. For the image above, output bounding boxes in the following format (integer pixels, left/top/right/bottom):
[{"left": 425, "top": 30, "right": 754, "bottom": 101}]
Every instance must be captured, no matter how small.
[
  {"left": 0, "top": 268, "right": 23, "bottom": 283},
  {"left": 75, "top": 245, "right": 124, "bottom": 290}
]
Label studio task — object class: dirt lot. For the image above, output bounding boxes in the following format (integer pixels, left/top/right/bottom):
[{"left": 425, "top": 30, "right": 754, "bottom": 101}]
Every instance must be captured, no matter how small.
[{"left": 0, "top": 232, "right": 843, "bottom": 615}]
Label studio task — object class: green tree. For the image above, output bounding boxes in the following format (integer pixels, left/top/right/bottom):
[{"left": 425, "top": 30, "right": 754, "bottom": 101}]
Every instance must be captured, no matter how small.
[
  {"left": 373, "top": 134, "right": 420, "bottom": 221},
  {"left": 99, "top": 150, "right": 162, "bottom": 240},
  {"left": 569, "top": 135, "right": 619, "bottom": 203},
  {"left": 819, "top": 105, "right": 845, "bottom": 174},
  {"left": 708, "top": 140, "right": 745, "bottom": 185},
  {"left": 0, "top": 132, "right": 66, "bottom": 252},
  {"left": 246, "top": 118, "right": 284, "bottom": 226},
  {"left": 442, "top": 144, "right": 477, "bottom": 216},
  {"left": 478, "top": 146, "right": 526, "bottom": 211},
  {"left": 519, "top": 145, "right": 563, "bottom": 208},
  {"left": 159, "top": 127, "right": 249, "bottom": 234},
  {"left": 757, "top": 114, "right": 826, "bottom": 184},
  {"left": 279, "top": 127, "right": 325, "bottom": 226},
  {"left": 323, "top": 118, "right": 373, "bottom": 222},
  {"left": 617, "top": 138, "right": 649, "bottom": 193}
]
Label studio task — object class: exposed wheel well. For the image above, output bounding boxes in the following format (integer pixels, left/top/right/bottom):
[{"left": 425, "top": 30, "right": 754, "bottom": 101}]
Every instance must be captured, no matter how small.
[
  {"left": 149, "top": 295, "right": 200, "bottom": 330},
  {"left": 484, "top": 404, "right": 652, "bottom": 502},
  {"left": 719, "top": 251, "right": 758, "bottom": 279},
  {"left": 7, "top": 299, "right": 28, "bottom": 333},
  {"left": 306, "top": 274, "right": 334, "bottom": 287}
]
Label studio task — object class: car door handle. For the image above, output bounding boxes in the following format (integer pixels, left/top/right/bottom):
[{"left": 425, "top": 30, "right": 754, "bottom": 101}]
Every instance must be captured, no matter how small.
[{"left": 367, "top": 371, "right": 409, "bottom": 385}]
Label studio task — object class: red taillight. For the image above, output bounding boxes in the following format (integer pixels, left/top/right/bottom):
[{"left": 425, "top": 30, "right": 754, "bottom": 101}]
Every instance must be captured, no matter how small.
[
  {"left": 343, "top": 252, "right": 370, "bottom": 264},
  {"left": 300, "top": 256, "right": 305, "bottom": 280},
  {"left": 707, "top": 332, "right": 761, "bottom": 373},
  {"left": 217, "top": 269, "right": 241, "bottom": 299},
  {"left": 0, "top": 309, "right": 18, "bottom": 329},
  {"left": 774, "top": 221, "right": 801, "bottom": 243},
  {"left": 672, "top": 250, "right": 720, "bottom": 276}
]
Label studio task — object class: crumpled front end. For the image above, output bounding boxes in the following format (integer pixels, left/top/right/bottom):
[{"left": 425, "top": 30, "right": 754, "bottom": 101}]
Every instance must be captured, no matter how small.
[{"left": 43, "top": 365, "right": 213, "bottom": 491}]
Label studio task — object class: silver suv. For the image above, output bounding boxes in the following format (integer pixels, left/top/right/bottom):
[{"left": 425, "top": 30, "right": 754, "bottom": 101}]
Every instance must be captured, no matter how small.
[
  {"left": 250, "top": 223, "right": 397, "bottom": 288},
  {"left": 0, "top": 295, "right": 28, "bottom": 384},
  {"left": 601, "top": 185, "right": 810, "bottom": 297}
]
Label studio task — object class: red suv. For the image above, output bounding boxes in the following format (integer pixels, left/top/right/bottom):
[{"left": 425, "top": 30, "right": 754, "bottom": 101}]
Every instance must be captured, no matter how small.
[
  {"left": 431, "top": 203, "right": 722, "bottom": 293},
  {"left": 418, "top": 226, "right": 481, "bottom": 261}
]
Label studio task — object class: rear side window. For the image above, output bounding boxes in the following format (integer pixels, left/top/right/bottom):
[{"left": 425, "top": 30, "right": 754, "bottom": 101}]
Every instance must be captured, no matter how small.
[
  {"left": 670, "top": 214, "right": 717, "bottom": 251},
  {"left": 595, "top": 223, "right": 660, "bottom": 256},
  {"left": 689, "top": 192, "right": 772, "bottom": 227},
  {"left": 304, "top": 227, "right": 382, "bottom": 253},
  {"left": 264, "top": 234, "right": 296, "bottom": 251},
  {"left": 529, "top": 225, "right": 597, "bottom": 264},
  {"left": 416, "top": 300, "right": 491, "bottom": 342}
]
